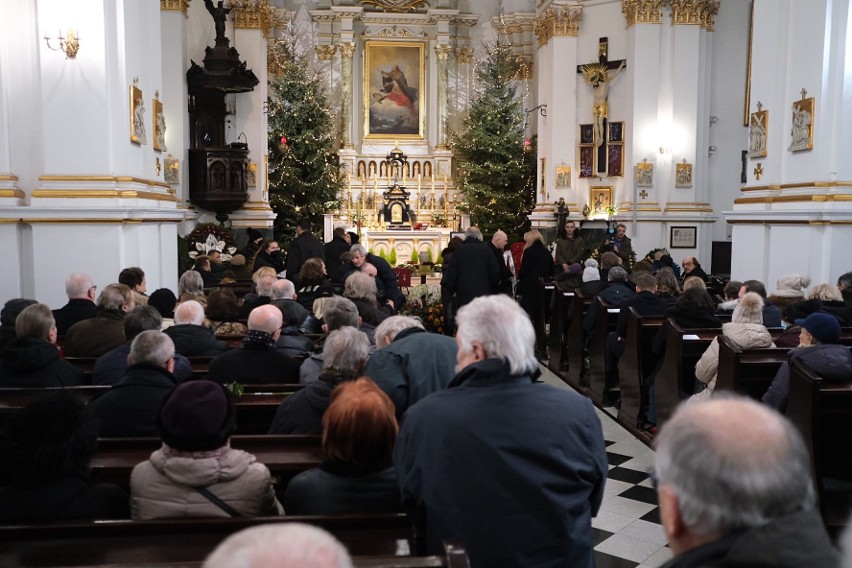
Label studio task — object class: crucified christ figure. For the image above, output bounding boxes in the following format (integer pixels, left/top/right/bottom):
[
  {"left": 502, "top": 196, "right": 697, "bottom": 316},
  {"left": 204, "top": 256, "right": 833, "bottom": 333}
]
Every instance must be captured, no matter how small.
[{"left": 581, "top": 61, "right": 625, "bottom": 147}]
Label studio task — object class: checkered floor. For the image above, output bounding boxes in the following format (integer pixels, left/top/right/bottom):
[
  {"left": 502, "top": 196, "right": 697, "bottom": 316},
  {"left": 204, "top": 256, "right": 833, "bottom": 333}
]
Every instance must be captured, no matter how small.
[{"left": 539, "top": 365, "right": 673, "bottom": 568}]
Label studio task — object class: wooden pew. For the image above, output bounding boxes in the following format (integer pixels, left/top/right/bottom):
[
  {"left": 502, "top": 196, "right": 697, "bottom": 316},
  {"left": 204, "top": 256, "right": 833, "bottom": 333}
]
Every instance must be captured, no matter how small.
[
  {"left": 534, "top": 282, "right": 555, "bottom": 358},
  {"left": 0, "top": 513, "right": 469, "bottom": 567},
  {"left": 587, "top": 297, "right": 620, "bottom": 406},
  {"left": 617, "top": 309, "right": 665, "bottom": 429},
  {"left": 786, "top": 353, "right": 852, "bottom": 535},
  {"left": 715, "top": 336, "right": 790, "bottom": 400},
  {"left": 88, "top": 434, "right": 322, "bottom": 486},
  {"left": 654, "top": 321, "right": 722, "bottom": 427},
  {"left": 547, "top": 289, "right": 575, "bottom": 375},
  {"left": 565, "top": 294, "right": 593, "bottom": 389}
]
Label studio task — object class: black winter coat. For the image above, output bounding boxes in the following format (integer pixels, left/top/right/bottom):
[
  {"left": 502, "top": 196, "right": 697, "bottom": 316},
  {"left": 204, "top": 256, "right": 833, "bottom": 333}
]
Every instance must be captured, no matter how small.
[
  {"left": 0, "top": 337, "right": 84, "bottom": 387},
  {"left": 442, "top": 238, "right": 500, "bottom": 308},
  {"left": 164, "top": 324, "right": 229, "bottom": 357}
]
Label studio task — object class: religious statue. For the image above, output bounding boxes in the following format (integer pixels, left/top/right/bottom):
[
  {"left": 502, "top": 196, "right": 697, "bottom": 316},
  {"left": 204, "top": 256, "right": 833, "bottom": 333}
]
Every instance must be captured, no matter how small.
[
  {"left": 789, "top": 103, "right": 811, "bottom": 151},
  {"left": 748, "top": 112, "right": 767, "bottom": 157},
  {"left": 580, "top": 61, "right": 625, "bottom": 147},
  {"left": 204, "top": 0, "right": 231, "bottom": 46},
  {"left": 555, "top": 198, "right": 568, "bottom": 230},
  {"left": 133, "top": 96, "right": 147, "bottom": 145},
  {"left": 155, "top": 109, "right": 167, "bottom": 151}
]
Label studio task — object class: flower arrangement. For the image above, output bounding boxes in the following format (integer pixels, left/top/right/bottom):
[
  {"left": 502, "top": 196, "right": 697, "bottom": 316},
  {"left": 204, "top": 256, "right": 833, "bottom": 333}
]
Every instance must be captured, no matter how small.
[
  {"left": 186, "top": 224, "right": 238, "bottom": 261},
  {"left": 401, "top": 284, "right": 444, "bottom": 334},
  {"left": 643, "top": 247, "right": 670, "bottom": 264}
]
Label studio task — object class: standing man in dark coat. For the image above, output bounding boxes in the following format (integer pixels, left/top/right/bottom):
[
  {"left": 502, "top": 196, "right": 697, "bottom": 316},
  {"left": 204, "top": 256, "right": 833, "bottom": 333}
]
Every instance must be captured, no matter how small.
[
  {"left": 287, "top": 219, "right": 325, "bottom": 289},
  {"left": 442, "top": 226, "right": 500, "bottom": 308},
  {"left": 324, "top": 227, "right": 351, "bottom": 284},
  {"left": 487, "top": 229, "right": 513, "bottom": 295},
  {"left": 53, "top": 273, "right": 98, "bottom": 336},
  {"left": 600, "top": 223, "right": 633, "bottom": 266},
  {"left": 88, "top": 331, "right": 179, "bottom": 438},
  {"left": 394, "top": 295, "right": 607, "bottom": 567}
]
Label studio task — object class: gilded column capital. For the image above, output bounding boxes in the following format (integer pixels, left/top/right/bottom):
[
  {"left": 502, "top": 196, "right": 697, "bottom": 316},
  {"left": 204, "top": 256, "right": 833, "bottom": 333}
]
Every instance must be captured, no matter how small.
[
  {"left": 160, "top": 0, "right": 190, "bottom": 12},
  {"left": 339, "top": 42, "right": 356, "bottom": 59},
  {"left": 316, "top": 44, "right": 337, "bottom": 61},
  {"left": 434, "top": 44, "right": 453, "bottom": 62},
  {"left": 233, "top": 0, "right": 272, "bottom": 37},
  {"left": 455, "top": 47, "right": 474, "bottom": 64},
  {"left": 698, "top": 0, "right": 720, "bottom": 31},
  {"left": 669, "top": 0, "right": 702, "bottom": 26},
  {"left": 534, "top": 6, "right": 582, "bottom": 47},
  {"left": 621, "top": 0, "right": 665, "bottom": 28}
]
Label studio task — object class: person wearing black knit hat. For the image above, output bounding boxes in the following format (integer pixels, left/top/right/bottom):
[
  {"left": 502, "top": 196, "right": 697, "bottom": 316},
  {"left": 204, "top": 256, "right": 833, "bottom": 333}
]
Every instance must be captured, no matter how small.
[{"left": 130, "top": 379, "right": 282, "bottom": 519}]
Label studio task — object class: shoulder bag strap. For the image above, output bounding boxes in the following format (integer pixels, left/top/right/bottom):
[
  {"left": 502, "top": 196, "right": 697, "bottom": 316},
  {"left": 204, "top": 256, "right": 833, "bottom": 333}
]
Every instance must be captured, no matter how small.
[{"left": 195, "top": 486, "right": 242, "bottom": 517}]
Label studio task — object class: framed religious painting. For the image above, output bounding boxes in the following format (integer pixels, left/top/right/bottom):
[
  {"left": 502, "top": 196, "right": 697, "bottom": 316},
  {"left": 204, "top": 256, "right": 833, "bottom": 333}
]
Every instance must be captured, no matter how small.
[
  {"left": 748, "top": 109, "right": 768, "bottom": 158},
  {"left": 364, "top": 41, "right": 425, "bottom": 139},
  {"left": 152, "top": 97, "right": 166, "bottom": 152},
  {"left": 636, "top": 161, "right": 653, "bottom": 187},
  {"left": 675, "top": 160, "right": 693, "bottom": 188},
  {"left": 130, "top": 84, "right": 147, "bottom": 145},
  {"left": 589, "top": 186, "right": 612, "bottom": 217},
  {"left": 555, "top": 165, "right": 571, "bottom": 189},
  {"left": 788, "top": 93, "right": 814, "bottom": 152}
]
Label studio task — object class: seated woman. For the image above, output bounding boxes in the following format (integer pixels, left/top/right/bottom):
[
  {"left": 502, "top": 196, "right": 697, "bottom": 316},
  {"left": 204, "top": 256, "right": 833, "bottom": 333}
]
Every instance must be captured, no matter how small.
[
  {"left": 344, "top": 271, "right": 392, "bottom": 326},
  {"left": 178, "top": 270, "right": 207, "bottom": 307},
  {"left": 692, "top": 292, "right": 774, "bottom": 400},
  {"left": 0, "top": 392, "right": 130, "bottom": 522},
  {"left": 131, "top": 380, "right": 282, "bottom": 519},
  {"left": 296, "top": 258, "right": 335, "bottom": 313},
  {"left": 782, "top": 283, "right": 852, "bottom": 326},
  {"left": 763, "top": 313, "right": 852, "bottom": 413},
  {"left": 284, "top": 377, "right": 401, "bottom": 515},
  {"left": 206, "top": 288, "right": 247, "bottom": 337}
]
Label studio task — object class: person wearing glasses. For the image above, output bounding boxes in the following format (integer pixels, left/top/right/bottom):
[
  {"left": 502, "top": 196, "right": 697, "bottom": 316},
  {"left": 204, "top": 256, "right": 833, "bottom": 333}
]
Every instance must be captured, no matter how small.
[
  {"left": 680, "top": 256, "right": 708, "bottom": 283},
  {"left": 53, "top": 273, "right": 98, "bottom": 336},
  {"left": 652, "top": 395, "right": 838, "bottom": 568}
]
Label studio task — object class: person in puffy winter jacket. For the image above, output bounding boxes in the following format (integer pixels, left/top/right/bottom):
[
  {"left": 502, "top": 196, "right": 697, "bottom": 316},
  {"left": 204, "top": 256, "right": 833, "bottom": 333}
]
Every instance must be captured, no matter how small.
[
  {"left": 692, "top": 292, "right": 774, "bottom": 401},
  {"left": 130, "top": 380, "right": 282, "bottom": 519}
]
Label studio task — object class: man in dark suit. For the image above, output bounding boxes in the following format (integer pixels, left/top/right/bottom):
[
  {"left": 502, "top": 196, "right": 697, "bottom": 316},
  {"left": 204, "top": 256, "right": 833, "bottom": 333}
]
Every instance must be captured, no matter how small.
[
  {"left": 287, "top": 219, "right": 325, "bottom": 289},
  {"left": 487, "top": 229, "right": 513, "bottom": 295},
  {"left": 53, "top": 273, "right": 98, "bottom": 336},
  {"left": 442, "top": 226, "right": 500, "bottom": 308},
  {"left": 346, "top": 244, "right": 405, "bottom": 309},
  {"left": 324, "top": 227, "right": 351, "bottom": 284}
]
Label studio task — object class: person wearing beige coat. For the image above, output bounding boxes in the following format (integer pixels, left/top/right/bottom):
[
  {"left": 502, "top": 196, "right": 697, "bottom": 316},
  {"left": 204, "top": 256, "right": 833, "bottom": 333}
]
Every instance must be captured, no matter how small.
[{"left": 692, "top": 293, "right": 775, "bottom": 401}]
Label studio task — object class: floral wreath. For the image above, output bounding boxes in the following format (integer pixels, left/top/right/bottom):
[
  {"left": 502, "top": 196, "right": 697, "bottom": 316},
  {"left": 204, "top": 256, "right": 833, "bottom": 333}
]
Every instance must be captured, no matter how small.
[{"left": 186, "top": 224, "right": 238, "bottom": 261}]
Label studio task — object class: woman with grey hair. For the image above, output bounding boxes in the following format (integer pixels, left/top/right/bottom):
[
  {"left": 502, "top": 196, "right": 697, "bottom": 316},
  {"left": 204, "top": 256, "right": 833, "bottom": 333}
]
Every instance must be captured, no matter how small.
[
  {"left": 178, "top": 270, "right": 207, "bottom": 307},
  {"left": 269, "top": 327, "right": 371, "bottom": 435},
  {"left": 343, "top": 272, "right": 392, "bottom": 326}
]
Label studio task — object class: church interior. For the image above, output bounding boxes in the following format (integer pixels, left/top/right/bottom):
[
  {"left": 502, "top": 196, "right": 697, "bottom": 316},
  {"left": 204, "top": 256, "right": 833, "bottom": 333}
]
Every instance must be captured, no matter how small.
[{"left": 0, "top": 0, "right": 851, "bottom": 566}]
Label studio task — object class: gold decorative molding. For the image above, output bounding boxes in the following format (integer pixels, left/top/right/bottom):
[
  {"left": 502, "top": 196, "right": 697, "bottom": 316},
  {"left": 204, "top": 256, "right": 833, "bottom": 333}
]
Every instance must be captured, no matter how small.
[
  {"left": 32, "top": 189, "right": 178, "bottom": 202},
  {"left": 374, "top": 27, "right": 418, "bottom": 38},
  {"left": 233, "top": 0, "right": 272, "bottom": 37},
  {"left": 727, "top": 219, "right": 852, "bottom": 226},
  {"left": 740, "top": 180, "right": 852, "bottom": 192},
  {"left": 315, "top": 45, "right": 337, "bottom": 61},
  {"left": 535, "top": 6, "right": 582, "bottom": 46},
  {"left": 338, "top": 42, "right": 356, "bottom": 59},
  {"left": 454, "top": 47, "right": 474, "bottom": 64},
  {"left": 0, "top": 189, "right": 24, "bottom": 198},
  {"left": 434, "top": 44, "right": 453, "bottom": 62},
  {"left": 622, "top": 0, "right": 666, "bottom": 27},
  {"left": 734, "top": 194, "right": 852, "bottom": 205},
  {"left": 0, "top": 175, "right": 19, "bottom": 182},
  {"left": 670, "top": 0, "right": 720, "bottom": 30},
  {"left": 160, "top": 0, "right": 190, "bottom": 12},
  {"left": 21, "top": 217, "right": 182, "bottom": 224},
  {"left": 359, "top": 0, "right": 428, "bottom": 12}
]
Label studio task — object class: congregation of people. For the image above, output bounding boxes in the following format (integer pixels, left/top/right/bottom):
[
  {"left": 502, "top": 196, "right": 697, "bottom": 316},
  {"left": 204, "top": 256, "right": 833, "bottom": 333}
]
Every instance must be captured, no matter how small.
[{"left": 1, "top": 217, "right": 852, "bottom": 568}]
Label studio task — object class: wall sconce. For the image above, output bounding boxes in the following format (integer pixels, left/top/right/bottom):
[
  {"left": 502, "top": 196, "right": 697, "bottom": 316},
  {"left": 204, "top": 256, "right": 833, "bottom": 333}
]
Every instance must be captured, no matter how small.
[{"left": 44, "top": 28, "right": 80, "bottom": 59}]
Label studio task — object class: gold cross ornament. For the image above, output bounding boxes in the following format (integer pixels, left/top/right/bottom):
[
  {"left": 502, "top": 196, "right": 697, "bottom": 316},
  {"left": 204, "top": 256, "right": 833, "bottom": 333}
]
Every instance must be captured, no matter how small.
[
  {"left": 639, "top": 190, "right": 648, "bottom": 199},
  {"left": 754, "top": 163, "right": 764, "bottom": 180}
]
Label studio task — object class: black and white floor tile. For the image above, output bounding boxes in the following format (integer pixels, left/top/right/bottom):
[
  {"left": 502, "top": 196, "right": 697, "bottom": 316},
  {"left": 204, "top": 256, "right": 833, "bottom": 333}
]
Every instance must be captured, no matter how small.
[{"left": 539, "top": 365, "right": 673, "bottom": 568}]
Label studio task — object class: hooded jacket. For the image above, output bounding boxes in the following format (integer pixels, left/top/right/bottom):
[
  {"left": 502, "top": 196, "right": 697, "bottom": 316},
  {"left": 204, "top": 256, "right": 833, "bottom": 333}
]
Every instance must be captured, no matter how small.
[
  {"left": 763, "top": 343, "right": 852, "bottom": 412},
  {"left": 130, "top": 444, "right": 282, "bottom": 519},
  {"left": 693, "top": 323, "right": 775, "bottom": 400},
  {"left": 0, "top": 337, "right": 84, "bottom": 387}
]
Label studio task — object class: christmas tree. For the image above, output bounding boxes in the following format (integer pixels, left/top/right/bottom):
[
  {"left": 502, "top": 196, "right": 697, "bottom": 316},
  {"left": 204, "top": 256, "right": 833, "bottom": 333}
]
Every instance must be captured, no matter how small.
[
  {"left": 451, "top": 38, "right": 536, "bottom": 240},
  {"left": 267, "top": 40, "right": 342, "bottom": 245}
]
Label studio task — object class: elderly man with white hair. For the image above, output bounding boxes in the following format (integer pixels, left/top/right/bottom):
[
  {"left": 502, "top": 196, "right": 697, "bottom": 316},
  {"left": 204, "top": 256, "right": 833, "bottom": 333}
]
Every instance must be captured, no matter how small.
[
  {"left": 344, "top": 244, "right": 404, "bottom": 309},
  {"left": 394, "top": 295, "right": 607, "bottom": 567},
  {"left": 653, "top": 395, "right": 838, "bottom": 567},
  {"left": 203, "top": 523, "right": 353, "bottom": 568},
  {"left": 163, "top": 300, "right": 228, "bottom": 357},
  {"left": 363, "top": 315, "right": 457, "bottom": 417},
  {"left": 269, "top": 326, "right": 370, "bottom": 435},
  {"left": 53, "top": 272, "right": 98, "bottom": 335},
  {"left": 208, "top": 305, "right": 301, "bottom": 385}
]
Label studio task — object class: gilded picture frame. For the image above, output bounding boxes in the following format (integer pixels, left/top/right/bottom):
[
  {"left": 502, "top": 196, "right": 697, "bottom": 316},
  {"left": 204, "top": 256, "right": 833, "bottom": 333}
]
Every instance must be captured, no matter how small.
[
  {"left": 164, "top": 157, "right": 180, "bottom": 185},
  {"left": 748, "top": 109, "right": 768, "bottom": 158},
  {"left": 590, "top": 185, "right": 612, "bottom": 217},
  {"left": 555, "top": 165, "right": 571, "bottom": 189},
  {"left": 152, "top": 98, "right": 165, "bottom": 152},
  {"left": 364, "top": 41, "right": 425, "bottom": 139},
  {"left": 675, "top": 160, "right": 693, "bottom": 188},
  {"left": 636, "top": 162, "right": 653, "bottom": 187},
  {"left": 789, "top": 96, "right": 814, "bottom": 152},
  {"left": 130, "top": 85, "right": 147, "bottom": 145}
]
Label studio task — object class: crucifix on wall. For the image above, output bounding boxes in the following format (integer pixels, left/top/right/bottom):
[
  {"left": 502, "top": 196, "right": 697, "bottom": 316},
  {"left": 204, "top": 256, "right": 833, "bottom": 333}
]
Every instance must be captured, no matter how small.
[{"left": 578, "top": 38, "right": 626, "bottom": 175}]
